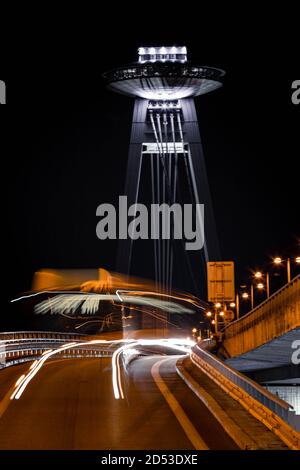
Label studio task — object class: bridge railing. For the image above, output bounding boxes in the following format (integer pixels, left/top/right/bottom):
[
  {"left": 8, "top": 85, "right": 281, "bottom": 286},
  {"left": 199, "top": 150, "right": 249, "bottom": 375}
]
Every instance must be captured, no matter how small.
[
  {"left": 222, "top": 275, "right": 300, "bottom": 356},
  {"left": 191, "top": 341, "right": 300, "bottom": 447},
  {"left": 0, "top": 331, "right": 115, "bottom": 368},
  {"left": 0, "top": 331, "right": 85, "bottom": 341},
  {"left": 192, "top": 342, "right": 292, "bottom": 421}
]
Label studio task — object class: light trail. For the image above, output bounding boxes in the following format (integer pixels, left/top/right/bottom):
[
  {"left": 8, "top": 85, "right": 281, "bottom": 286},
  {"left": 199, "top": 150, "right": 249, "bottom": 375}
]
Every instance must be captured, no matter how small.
[
  {"left": 14, "top": 374, "right": 26, "bottom": 387},
  {"left": 111, "top": 338, "right": 194, "bottom": 400},
  {"left": 33, "top": 293, "right": 194, "bottom": 315},
  {"left": 112, "top": 341, "right": 138, "bottom": 399},
  {"left": 10, "top": 342, "right": 77, "bottom": 400},
  {"left": 116, "top": 290, "right": 123, "bottom": 302},
  {"left": 10, "top": 290, "right": 97, "bottom": 303},
  {"left": 8, "top": 336, "right": 194, "bottom": 402},
  {"left": 9, "top": 339, "right": 132, "bottom": 400},
  {"left": 115, "top": 289, "right": 206, "bottom": 310}
]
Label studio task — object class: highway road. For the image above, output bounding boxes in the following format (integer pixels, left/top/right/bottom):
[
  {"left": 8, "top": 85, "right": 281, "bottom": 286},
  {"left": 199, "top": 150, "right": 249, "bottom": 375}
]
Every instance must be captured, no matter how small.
[{"left": 0, "top": 356, "right": 238, "bottom": 450}]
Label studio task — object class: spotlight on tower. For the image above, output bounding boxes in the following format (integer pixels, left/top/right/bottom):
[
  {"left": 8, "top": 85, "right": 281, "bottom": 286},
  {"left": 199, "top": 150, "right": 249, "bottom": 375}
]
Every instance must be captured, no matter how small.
[{"left": 104, "top": 46, "right": 224, "bottom": 100}]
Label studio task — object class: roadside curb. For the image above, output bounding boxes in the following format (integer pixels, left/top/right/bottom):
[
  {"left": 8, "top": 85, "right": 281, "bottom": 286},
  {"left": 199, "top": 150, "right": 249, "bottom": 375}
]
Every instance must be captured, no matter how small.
[{"left": 176, "top": 357, "right": 259, "bottom": 450}]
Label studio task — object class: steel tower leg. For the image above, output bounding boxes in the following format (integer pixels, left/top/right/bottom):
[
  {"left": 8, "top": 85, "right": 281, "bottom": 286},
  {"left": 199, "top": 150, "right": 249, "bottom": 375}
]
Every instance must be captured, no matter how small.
[
  {"left": 117, "top": 97, "right": 220, "bottom": 294},
  {"left": 116, "top": 98, "right": 147, "bottom": 277},
  {"left": 181, "top": 98, "right": 221, "bottom": 262}
]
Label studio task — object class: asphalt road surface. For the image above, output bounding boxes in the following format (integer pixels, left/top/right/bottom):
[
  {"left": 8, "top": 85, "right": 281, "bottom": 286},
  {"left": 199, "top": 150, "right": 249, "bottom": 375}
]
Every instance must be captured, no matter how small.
[{"left": 0, "top": 356, "right": 238, "bottom": 449}]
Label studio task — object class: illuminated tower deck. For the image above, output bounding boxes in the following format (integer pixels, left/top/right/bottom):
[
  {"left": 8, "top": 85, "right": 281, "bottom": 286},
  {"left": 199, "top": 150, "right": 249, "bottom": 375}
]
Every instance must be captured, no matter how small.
[{"left": 103, "top": 46, "right": 225, "bottom": 296}]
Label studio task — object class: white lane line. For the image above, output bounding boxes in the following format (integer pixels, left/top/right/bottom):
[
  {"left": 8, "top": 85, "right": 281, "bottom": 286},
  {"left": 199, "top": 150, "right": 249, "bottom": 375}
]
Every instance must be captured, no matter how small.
[{"left": 151, "top": 358, "right": 209, "bottom": 450}]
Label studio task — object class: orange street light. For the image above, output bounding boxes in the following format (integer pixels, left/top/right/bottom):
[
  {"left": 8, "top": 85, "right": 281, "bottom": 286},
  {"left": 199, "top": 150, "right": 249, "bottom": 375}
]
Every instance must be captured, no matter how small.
[
  {"left": 295, "top": 256, "right": 300, "bottom": 264},
  {"left": 253, "top": 270, "right": 270, "bottom": 297},
  {"left": 273, "top": 257, "right": 291, "bottom": 283},
  {"left": 206, "top": 311, "right": 212, "bottom": 317},
  {"left": 242, "top": 292, "right": 249, "bottom": 299},
  {"left": 219, "top": 311, "right": 224, "bottom": 317},
  {"left": 229, "top": 302, "right": 236, "bottom": 308},
  {"left": 215, "top": 302, "right": 221, "bottom": 308},
  {"left": 257, "top": 282, "right": 264, "bottom": 289}
]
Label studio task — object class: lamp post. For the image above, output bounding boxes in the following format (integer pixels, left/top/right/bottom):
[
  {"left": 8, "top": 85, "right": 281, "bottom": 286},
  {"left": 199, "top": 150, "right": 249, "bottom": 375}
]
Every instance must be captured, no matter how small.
[
  {"left": 274, "top": 257, "right": 291, "bottom": 283},
  {"left": 254, "top": 271, "right": 270, "bottom": 298},
  {"left": 206, "top": 311, "right": 212, "bottom": 337},
  {"left": 235, "top": 294, "right": 240, "bottom": 319},
  {"left": 214, "top": 303, "right": 220, "bottom": 334},
  {"left": 240, "top": 282, "right": 264, "bottom": 312},
  {"left": 236, "top": 290, "right": 250, "bottom": 317},
  {"left": 273, "top": 256, "right": 300, "bottom": 283},
  {"left": 250, "top": 284, "right": 254, "bottom": 310}
]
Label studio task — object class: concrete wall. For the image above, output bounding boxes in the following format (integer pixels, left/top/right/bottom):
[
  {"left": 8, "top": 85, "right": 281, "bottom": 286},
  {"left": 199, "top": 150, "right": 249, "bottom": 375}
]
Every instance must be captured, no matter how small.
[{"left": 222, "top": 275, "right": 300, "bottom": 357}]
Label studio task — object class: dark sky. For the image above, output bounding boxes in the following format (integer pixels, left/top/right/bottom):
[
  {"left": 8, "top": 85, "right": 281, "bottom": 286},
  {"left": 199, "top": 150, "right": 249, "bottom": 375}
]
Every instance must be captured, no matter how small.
[{"left": 2, "top": 11, "right": 300, "bottom": 304}]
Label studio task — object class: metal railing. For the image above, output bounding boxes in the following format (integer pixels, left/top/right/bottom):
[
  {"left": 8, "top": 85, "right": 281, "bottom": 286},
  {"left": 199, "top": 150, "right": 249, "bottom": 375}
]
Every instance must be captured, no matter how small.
[
  {"left": 192, "top": 342, "right": 295, "bottom": 424},
  {"left": 1, "top": 350, "right": 113, "bottom": 368},
  {"left": 0, "top": 331, "right": 85, "bottom": 341},
  {"left": 0, "top": 331, "right": 116, "bottom": 369}
]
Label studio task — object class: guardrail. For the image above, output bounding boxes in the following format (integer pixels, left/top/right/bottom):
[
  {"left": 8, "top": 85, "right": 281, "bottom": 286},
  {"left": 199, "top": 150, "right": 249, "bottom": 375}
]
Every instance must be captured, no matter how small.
[
  {"left": 0, "top": 331, "right": 116, "bottom": 369},
  {"left": 2, "top": 350, "right": 113, "bottom": 368},
  {"left": 222, "top": 275, "right": 300, "bottom": 357},
  {"left": 191, "top": 341, "right": 300, "bottom": 449},
  {"left": 1, "top": 345, "right": 114, "bottom": 369},
  {"left": 0, "top": 331, "right": 85, "bottom": 341},
  {"left": 193, "top": 342, "right": 292, "bottom": 421}
]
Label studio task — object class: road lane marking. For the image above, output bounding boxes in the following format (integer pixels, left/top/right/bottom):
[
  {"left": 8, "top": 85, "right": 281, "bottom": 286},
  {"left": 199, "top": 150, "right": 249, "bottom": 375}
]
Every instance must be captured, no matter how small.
[{"left": 151, "top": 358, "right": 209, "bottom": 450}]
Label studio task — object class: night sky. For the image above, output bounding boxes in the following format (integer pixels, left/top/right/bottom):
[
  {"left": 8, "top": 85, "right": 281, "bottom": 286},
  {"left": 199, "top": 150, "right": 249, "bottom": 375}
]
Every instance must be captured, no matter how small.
[{"left": 2, "top": 12, "right": 299, "bottom": 307}]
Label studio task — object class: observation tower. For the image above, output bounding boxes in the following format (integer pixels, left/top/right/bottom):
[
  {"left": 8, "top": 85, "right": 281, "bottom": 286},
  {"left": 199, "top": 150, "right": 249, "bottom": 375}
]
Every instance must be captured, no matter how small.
[{"left": 103, "top": 46, "right": 225, "bottom": 295}]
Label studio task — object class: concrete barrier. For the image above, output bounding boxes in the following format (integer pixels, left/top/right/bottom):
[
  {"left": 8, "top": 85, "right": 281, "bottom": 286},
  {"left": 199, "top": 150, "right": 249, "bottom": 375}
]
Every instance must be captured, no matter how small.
[{"left": 222, "top": 275, "right": 300, "bottom": 357}]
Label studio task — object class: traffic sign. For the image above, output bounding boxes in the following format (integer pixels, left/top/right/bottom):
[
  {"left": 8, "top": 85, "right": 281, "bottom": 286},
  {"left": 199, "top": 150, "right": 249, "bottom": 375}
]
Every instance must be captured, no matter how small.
[{"left": 207, "top": 261, "right": 235, "bottom": 302}]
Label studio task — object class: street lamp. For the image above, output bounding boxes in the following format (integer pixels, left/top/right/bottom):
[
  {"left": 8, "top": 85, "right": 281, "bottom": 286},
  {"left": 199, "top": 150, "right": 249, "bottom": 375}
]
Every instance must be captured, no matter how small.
[
  {"left": 235, "top": 290, "right": 250, "bottom": 319},
  {"left": 254, "top": 270, "right": 270, "bottom": 297},
  {"left": 274, "top": 256, "right": 300, "bottom": 282},
  {"left": 241, "top": 282, "right": 261, "bottom": 311},
  {"left": 206, "top": 311, "right": 212, "bottom": 317},
  {"left": 273, "top": 257, "right": 291, "bottom": 283}
]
